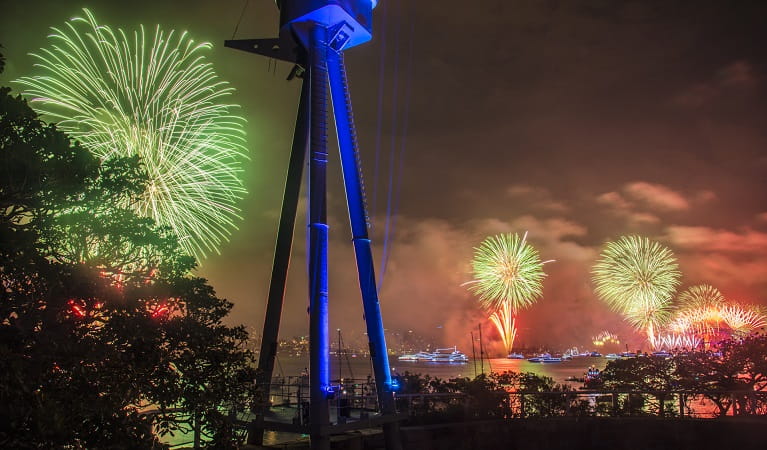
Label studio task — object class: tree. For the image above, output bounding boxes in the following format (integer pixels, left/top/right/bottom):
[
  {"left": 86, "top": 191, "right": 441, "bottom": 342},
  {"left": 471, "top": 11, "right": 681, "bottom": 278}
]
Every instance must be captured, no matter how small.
[
  {"left": 675, "top": 335, "right": 767, "bottom": 416},
  {"left": 601, "top": 356, "right": 678, "bottom": 416},
  {"left": 0, "top": 58, "right": 255, "bottom": 448}
]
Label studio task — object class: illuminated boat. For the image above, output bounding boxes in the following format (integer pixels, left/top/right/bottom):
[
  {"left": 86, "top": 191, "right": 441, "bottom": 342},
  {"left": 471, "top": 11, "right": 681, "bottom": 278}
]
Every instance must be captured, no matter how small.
[
  {"left": 527, "top": 353, "right": 562, "bottom": 363},
  {"left": 430, "top": 346, "right": 469, "bottom": 363},
  {"left": 398, "top": 348, "right": 468, "bottom": 363},
  {"left": 563, "top": 347, "right": 580, "bottom": 359},
  {"left": 508, "top": 353, "right": 525, "bottom": 359},
  {"left": 397, "top": 351, "right": 435, "bottom": 361},
  {"left": 605, "top": 353, "right": 621, "bottom": 359}
]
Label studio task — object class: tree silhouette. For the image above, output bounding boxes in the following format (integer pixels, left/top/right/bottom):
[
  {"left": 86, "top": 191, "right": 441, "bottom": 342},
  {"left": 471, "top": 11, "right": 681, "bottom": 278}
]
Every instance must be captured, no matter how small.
[{"left": 0, "top": 53, "right": 255, "bottom": 448}]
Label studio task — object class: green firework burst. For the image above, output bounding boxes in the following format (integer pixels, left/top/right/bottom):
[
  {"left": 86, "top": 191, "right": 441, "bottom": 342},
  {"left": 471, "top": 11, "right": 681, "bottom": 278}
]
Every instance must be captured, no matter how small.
[
  {"left": 592, "top": 235, "right": 681, "bottom": 333},
  {"left": 467, "top": 232, "right": 549, "bottom": 312},
  {"left": 677, "top": 284, "right": 725, "bottom": 310},
  {"left": 16, "top": 9, "right": 247, "bottom": 259}
]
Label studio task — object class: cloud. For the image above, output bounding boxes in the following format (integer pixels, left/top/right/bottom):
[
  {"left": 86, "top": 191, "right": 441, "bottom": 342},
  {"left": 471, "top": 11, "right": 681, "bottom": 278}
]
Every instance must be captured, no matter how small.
[
  {"left": 665, "top": 226, "right": 767, "bottom": 254},
  {"left": 627, "top": 212, "right": 662, "bottom": 225},
  {"left": 671, "top": 60, "right": 758, "bottom": 108},
  {"left": 596, "top": 182, "right": 714, "bottom": 226},
  {"left": 505, "top": 215, "right": 589, "bottom": 242},
  {"left": 671, "top": 83, "right": 719, "bottom": 108},
  {"left": 695, "top": 190, "right": 717, "bottom": 204},
  {"left": 506, "top": 184, "right": 570, "bottom": 213},
  {"left": 717, "top": 61, "right": 758, "bottom": 88},
  {"left": 623, "top": 181, "right": 690, "bottom": 211},
  {"left": 596, "top": 190, "right": 661, "bottom": 225},
  {"left": 597, "top": 191, "right": 631, "bottom": 210},
  {"left": 676, "top": 253, "right": 767, "bottom": 300}
]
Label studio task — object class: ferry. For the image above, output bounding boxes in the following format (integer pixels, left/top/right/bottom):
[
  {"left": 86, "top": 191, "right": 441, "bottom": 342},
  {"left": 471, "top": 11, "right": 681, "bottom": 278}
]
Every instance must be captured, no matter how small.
[
  {"left": 431, "top": 346, "right": 469, "bottom": 363},
  {"left": 397, "top": 351, "right": 435, "bottom": 361},
  {"left": 527, "top": 353, "right": 563, "bottom": 363},
  {"left": 507, "top": 353, "right": 525, "bottom": 359},
  {"left": 398, "top": 347, "right": 469, "bottom": 363}
]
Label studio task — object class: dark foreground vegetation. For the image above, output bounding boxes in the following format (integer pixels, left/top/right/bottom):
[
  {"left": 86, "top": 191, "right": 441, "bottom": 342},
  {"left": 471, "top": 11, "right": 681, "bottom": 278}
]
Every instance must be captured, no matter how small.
[
  {"left": 1, "top": 50, "right": 255, "bottom": 448},
  {"left": 395, "top": 333, "right": 767, "bottom": 423}
]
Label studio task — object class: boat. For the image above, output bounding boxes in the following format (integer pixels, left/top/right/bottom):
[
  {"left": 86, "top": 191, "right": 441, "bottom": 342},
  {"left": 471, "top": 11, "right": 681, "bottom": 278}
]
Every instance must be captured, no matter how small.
[
  {"left": 397, "top": 351, "right": 435, "bottom": 361},
  {"left": 563, "top": 347, "right": 580, "bottom": 359},
  {"left": 431, "top": 346, "right": 469, "bottom": 363},
  {"left": 589, "top": 351, "right": 602, "bottom": 357},
  {"left": 605, "top": 353, "right": 621, "bottom": 359},
  {"left": 583, "top": 366, "right": 602, "bottom": 388},
  {"left": 508, "top": 353, "right": 525, "bottom": 359},
  {"left": 651, "top": 351, "right": 672, "bottom": 358},
  {"left": 528, "top": 353, "right": 562, "bottom": 363},
  {"left": 620, "top": 352, "right": 637, "bottom": 358},
  {"left": 540, "top": 356, "right": 563, "bottom": 363},
  {"left": 399, "top": 347, "right": 468, "bottom": 363}
]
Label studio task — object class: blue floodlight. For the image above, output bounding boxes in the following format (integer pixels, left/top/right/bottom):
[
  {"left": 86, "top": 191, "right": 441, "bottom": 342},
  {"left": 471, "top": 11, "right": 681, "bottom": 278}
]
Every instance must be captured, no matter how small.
[{"left": 277, "top": 0, "right": 374, "bottom": 50}]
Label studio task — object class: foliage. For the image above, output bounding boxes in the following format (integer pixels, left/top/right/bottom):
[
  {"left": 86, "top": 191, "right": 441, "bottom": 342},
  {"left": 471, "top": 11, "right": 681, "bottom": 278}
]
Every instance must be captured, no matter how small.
[
  {"left": 395, "top": 337, "right": 767, "bottom": 421},
  {"left": 675, "top": 334, "right": 767, "bottom": 416},
  {"left": 601, "top": 356, "right": 678, "bottom": 416},
  {"left": 0, "top": 76, "right": 254, "bottom": 448},
  {"left": 443, "top": 373, "right": 514, "bottom": 419},
  {"left": 0, "top": 88, "right": 98, "bottom": 262},
  {"left": 395, "top": 371, "right": 581, "bottom": 422}
]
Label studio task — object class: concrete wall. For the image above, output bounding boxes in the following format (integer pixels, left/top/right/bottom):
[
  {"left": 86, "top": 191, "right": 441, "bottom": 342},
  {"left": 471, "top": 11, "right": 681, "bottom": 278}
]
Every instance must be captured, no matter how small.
[
  {"left": 248, "top": 418, "right": 767, "bottom": 450},
  {"left": 399, "top": 417, "right": 767, "bottom": 450}
]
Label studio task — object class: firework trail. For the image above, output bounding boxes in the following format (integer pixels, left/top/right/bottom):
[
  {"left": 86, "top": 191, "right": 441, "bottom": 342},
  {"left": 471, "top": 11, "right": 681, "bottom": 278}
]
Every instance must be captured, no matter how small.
[
  {"left": 655, "top": 333, "right": 701, "bottom": 350},
  {"left": 669, "top": 285, "right": 726, "bottom": 339},
  {"left": 592, "top": 235, "right": 681, "bottom": 347},
  {"left": 669, "top": 285, "right": 766, "bottom": 344},
  {"left": 17, "top": 9, "right": 247, "bottom": 259},
  {"left": 592, "top": 331, "right": 620, "bottom": 347},
  {"left": 465, "top": 232, "right": 551, "bottom": 353}
]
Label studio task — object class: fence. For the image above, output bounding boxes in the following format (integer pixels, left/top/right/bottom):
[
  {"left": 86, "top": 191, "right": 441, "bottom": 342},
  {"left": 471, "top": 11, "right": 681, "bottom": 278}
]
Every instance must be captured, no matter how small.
[{"left": 396, "top": 389, "right": 767, "bottom": 421}]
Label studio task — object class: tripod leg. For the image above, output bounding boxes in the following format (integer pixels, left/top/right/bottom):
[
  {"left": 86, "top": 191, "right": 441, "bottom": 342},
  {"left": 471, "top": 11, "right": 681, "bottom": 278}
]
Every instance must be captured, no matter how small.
[
  {"left": 247, "top": 69, "right": 310, "bottom": 445},
  {"left": 326, "top": 49, "right": 402, "bottom": 450},
  {"left": 308, "top": 24, "right": 331, "bottom": 450}
]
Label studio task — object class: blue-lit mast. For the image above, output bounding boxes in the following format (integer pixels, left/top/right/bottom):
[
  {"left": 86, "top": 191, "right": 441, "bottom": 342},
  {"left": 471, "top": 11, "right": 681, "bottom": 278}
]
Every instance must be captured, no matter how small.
[{"left": 226, "top": 2, "right": 400, "bottom": 450}]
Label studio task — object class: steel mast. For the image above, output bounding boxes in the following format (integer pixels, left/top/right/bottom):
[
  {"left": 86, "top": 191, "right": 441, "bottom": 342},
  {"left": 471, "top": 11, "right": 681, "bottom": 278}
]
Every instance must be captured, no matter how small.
[{"left": 225, "top": 2, "right": 400, "bottom": 449}]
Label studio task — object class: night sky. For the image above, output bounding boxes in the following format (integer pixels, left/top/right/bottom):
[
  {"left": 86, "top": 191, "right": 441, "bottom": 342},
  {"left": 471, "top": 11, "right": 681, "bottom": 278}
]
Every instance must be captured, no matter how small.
[{"left": 2, "top": 0, "right": 766, "bottom": 352}]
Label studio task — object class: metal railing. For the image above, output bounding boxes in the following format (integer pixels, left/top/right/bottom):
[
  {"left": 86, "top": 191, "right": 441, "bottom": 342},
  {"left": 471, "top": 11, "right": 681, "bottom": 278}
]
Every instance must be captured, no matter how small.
[{"left": 395, "top": 389, "right": 767, "bottom": 421}]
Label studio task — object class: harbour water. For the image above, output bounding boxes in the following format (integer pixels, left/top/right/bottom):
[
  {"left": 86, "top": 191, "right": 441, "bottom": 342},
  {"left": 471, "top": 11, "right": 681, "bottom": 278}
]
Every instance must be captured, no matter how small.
[
  {"left": 166, "top": 356, "right": 609, "bottom": 447},
  {"left": 273, "top": 355, "right": 608, "bottom": 385}
]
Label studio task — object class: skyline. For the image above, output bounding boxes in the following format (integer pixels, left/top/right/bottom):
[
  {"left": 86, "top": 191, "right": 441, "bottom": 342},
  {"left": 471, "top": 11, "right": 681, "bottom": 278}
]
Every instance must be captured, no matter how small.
[{"left": 2, "top": 0, "right": 766, "bottom": 351}]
